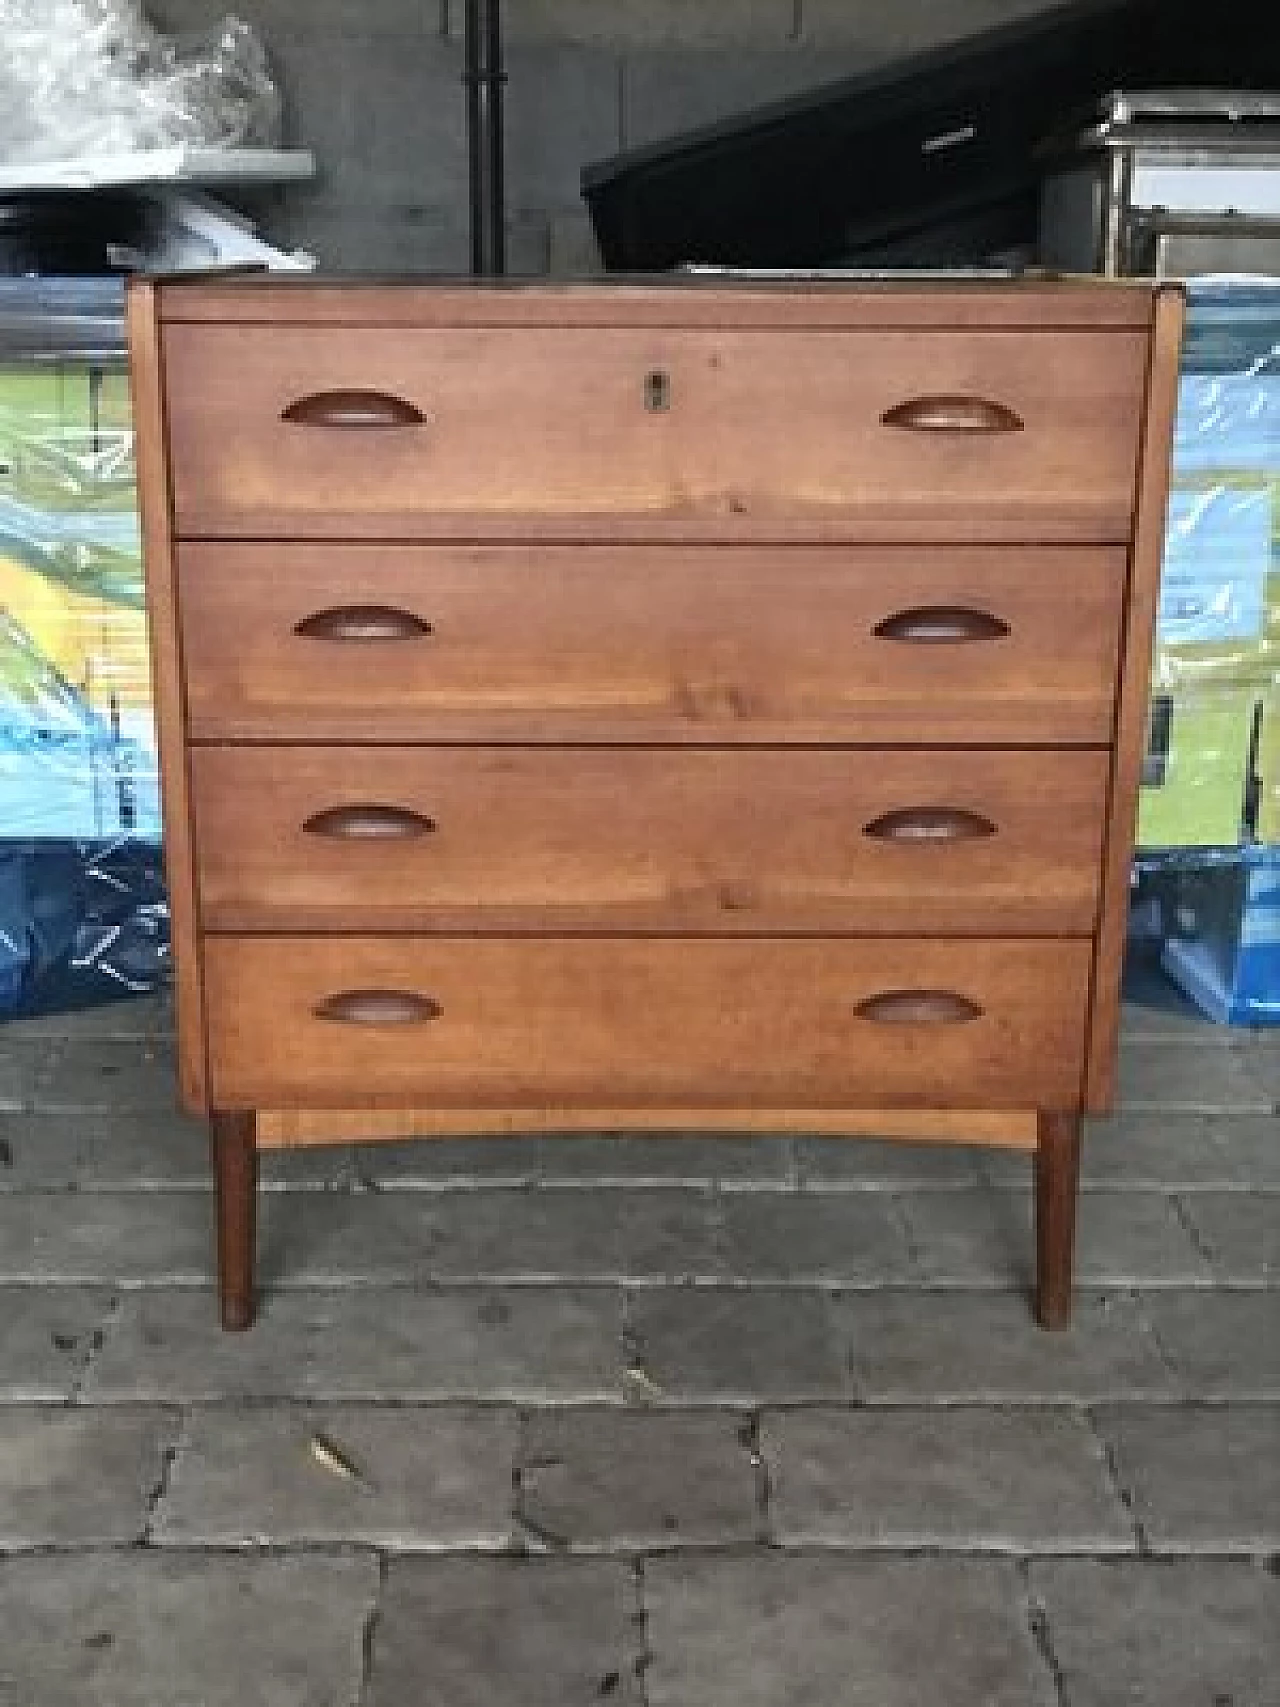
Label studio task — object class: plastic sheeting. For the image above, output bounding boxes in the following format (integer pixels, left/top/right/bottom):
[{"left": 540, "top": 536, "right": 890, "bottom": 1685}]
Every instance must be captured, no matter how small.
[
  {"left": 2, "top": 274, "right": 1278, "bottom": 1020},
  {"left": 0, "top": 3, "right": 280, "bottom": 168},
  {"left": 1137, "top": 277, "right": 1280, "bottom": 855},
  {"left": 0, "top": 277, "right": 163, "bottom": 1017},
  {"left": 1135, "top": 277, "right": 1280, "bottom": 1024}
]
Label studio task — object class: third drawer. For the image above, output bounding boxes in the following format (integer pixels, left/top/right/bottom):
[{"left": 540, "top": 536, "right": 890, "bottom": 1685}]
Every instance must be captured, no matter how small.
[{"left": 191, "top": 745, "right": 1110, "bottom": 935}]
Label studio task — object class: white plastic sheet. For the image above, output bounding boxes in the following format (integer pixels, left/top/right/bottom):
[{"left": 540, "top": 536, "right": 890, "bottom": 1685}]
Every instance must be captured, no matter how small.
[{"left": 0, "top": 2, "right": 280, "bottom": 167}]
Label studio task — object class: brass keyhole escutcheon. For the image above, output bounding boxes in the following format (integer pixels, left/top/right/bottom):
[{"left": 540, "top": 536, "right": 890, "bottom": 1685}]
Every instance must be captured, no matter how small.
[{"left": 644, "top": 368, "right": 672, "bottom": 412}]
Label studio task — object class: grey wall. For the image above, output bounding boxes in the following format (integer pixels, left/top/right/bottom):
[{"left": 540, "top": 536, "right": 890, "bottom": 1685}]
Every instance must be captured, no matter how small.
[{"left": 147, "top": 0, "right": 1059, "bottom": 273}]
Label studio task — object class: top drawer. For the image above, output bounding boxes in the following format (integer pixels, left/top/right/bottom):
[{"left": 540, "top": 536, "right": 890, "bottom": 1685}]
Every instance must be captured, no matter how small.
[{"left": 161, "top": 324, "right": 1149, "bottom": 542}]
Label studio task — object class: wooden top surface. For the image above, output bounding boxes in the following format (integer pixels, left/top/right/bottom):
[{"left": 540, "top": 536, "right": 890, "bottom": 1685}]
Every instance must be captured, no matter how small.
[{"left": 140, "top": 272, "right": 1172, "bottom": 330}]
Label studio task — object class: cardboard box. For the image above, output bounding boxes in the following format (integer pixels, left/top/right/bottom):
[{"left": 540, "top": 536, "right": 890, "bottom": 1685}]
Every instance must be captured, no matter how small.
[
  {"left": 1138, "top": 681, "right": 1260, "bottom": 849},
  {"left": 1253, "top": 687, "right": 1280, "bottom": 844},
  {"left": 1161, "top": 850, "right": 1280, "bottom": 1025},
  {"left": 0, "top": 354, "right": 158, "bottom": 841}
]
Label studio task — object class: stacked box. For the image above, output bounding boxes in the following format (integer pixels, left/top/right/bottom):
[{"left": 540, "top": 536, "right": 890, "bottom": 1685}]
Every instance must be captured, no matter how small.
[
  {"left": 0, "top": 279, "right": 163, "bottom": 1017},
  {"left": 1137, "top": 280, "right": 1280, "bottom": 852},
  {"left": 1160, "top": 849, "right": 1280, "bottom": 1026},
  {"left": 1138, "top": 280, "right": 1280, "bottom": 1023}
]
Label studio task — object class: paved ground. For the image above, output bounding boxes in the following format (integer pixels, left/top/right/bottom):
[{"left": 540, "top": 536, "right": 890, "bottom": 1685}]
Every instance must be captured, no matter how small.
[{"left": 0, "top": 962, "right": 1276, "bottom": 1706}]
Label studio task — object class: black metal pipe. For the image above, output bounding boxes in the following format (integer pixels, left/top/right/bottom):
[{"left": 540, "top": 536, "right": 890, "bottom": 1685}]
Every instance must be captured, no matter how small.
[{"left": 463, "top": 0, "right": 506, "bottom": 275}]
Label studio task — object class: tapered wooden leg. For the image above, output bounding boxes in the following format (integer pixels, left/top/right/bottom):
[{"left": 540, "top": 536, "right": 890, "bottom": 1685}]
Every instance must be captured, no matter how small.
[
  {"left": 210, "top": 1110, "right": 257, "bottom": 1331},
  {"left": 1035, "top": 1110, "right": 1082, "bottom": 1330}
]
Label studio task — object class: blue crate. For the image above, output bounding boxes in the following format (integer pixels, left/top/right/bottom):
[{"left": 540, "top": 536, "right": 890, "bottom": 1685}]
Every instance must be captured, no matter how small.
[{"left": 1159, "top": 848, "right": 1280, "bottom": 1026}]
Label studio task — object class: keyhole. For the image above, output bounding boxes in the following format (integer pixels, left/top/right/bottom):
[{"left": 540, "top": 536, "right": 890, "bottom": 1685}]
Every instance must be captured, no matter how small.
[{"left": 644, "top": 369, "right": 671, "bottom": 412}]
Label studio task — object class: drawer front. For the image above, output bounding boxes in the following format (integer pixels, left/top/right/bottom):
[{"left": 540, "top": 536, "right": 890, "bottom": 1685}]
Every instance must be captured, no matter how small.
[
  {"left": 163, "top": 324, "right": 1147, "bottom": 538},
  {"left": 178, "top": 543, "right": 1126, "bottom": 746},
  {"left": 203, "top": 936, "right": 1092, "bottom": 1109},
  {"left": 192, "top": 746, "right": 1109, "bottom": 935}
]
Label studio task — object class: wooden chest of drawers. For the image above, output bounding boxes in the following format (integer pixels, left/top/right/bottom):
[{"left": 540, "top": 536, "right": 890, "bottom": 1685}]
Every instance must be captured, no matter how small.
[{"left": 127, "top": 276, "right": 1183, "bottom": 1331}]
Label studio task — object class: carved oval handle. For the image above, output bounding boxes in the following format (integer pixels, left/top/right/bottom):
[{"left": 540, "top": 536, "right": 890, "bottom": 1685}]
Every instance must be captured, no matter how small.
[
  {"left": 303, "top": 804, "right": 436, "bottom": 841},
  {"left": 874, "top": 606, "right": 1010, "bottom": 644},
  {"left": 864, "top": 807, "right": 996, "bottom": 843},
  {"left": 282, "top": 388, "right": 425, "bottom": 428},
  {"left": 294, "top": 605, "right": 432, "bottom": 643},
  {"left": 855, "top": 990, "right": 983, "bottom": 1025},
  {"left": 313, "top": 989, "right": 442, "bottom": 1025},
  {"left": 881, "top": 394, "right": 1024, "bottom": 433}
]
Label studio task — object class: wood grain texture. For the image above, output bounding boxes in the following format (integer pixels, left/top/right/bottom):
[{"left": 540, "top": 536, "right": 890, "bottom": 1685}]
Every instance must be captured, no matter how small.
[
  {"left": 203, "top": 935, "right": 1093, "bottom": 1111},
  {"left": 154, "top": 277, "right": 1158, "bottom": 330},
  {"left": 163, "top": 324, "right": 1147, "bottom": 538},
  {"left": 255, "top": 1106, "right": 1039, "bottom": 1148},
  {"left": 172, "top": 510, "right": 1151, "bottom": 546},
  {"left": 1035, "top": 1109, "right": 1083, "bottom": 1329},
  {"left": 190, "top": 744, "right": 1110, "bottom": 936},
  {"left": 177, "top": 542, "right": 1127, "bottom": 746},
  {"left": 124, "top": 281, "right": 207, "bottom": 1113},
  {"left": 131, "top": 277, "right": 1181, "bottom": 1327},
  {"left": 1085, "top": 286, "right": 1186, "bottom": 1113},
  {"left": 210, "top": 1109, "right": 257, "bottom": 1331}
]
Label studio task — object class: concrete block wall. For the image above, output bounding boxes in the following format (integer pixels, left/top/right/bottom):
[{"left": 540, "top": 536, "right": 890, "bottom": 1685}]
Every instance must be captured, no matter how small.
[{"left": 146, "top": 0, "right": 1056, "bottom": 273}]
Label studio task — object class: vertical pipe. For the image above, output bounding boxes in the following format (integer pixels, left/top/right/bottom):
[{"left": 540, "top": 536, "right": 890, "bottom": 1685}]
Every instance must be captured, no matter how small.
[{"left": 464, "top": 0, "right": 506, "bottom": 276}]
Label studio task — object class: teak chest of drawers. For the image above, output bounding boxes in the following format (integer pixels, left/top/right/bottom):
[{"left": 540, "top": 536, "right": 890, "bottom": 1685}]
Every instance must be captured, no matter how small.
[{"left": 127, "top": 276, "right": 1183, "bottom": 1331}]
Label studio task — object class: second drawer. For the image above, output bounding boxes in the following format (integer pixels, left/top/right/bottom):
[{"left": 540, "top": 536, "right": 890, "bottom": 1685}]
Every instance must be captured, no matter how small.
[{"left": 191, "top": 745, "right": 1109, "bottom": 935}]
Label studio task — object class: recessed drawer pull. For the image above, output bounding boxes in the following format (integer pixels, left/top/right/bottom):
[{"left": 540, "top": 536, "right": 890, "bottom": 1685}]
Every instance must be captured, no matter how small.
[
  {"left": 313, "top": 989, "right": 442, "bottom": 1026},
  {"left": 856, "top": 990, "right": 983, "bottom": 1025},
  {"left": 874, "top": 606, "right": 1010, "bottom": 644},
  {"left": 864, "top": 807, "right": 996, "bottom": 843},
  {"left": 303, "top": 804, "right": 436, "bottom": 841},
  {"left": 294, "top": 605, "right": 432, "bottom": 643},
  {"left": 281, "top": 388, "right": 425, "bottom": 428},
  {"left": 881, "top": 394, "right": 1024, "bottom": 433}
]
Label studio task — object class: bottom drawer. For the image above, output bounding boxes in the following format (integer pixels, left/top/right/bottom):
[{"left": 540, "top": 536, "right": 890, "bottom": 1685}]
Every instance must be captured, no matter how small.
[{"left": 203, "top": 936, "right": 1091, "bottom": 1110}]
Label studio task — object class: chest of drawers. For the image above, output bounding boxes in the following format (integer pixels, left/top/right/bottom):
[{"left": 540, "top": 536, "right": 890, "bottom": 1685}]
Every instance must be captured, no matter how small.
[{"left": 127, "top": 276, "right": 1183, "bottom": 1331}]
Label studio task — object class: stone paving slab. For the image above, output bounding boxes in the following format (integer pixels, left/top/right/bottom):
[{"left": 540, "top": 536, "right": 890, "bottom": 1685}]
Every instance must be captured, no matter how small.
[
  {"left": 0, "top": 1191, "right": 212, "bottom": 1283},
  {"left": 623, "top": 1286, "right": 848, "bottom": 1403},
  {"left": 259, "top": 1188, "right": 726, "bottom": 1286},
  {"left": 0, "top": 1287, "right": 112, "bottom": 1400},
  {"left": 1141, "top": 1289, "right": 1280, "bottom": 1396},
  {"left": 0, "top": 1405, "right": 178, "bottom": 1546},
  {"left": 1030, "top": 1559, "right": 1280, "bottom": 1707},
  {"left": 155, "top": 1403, "right": 517, "bottom": 1548},
  {"left": 1094, "top": 1404, "right": 1280, "bottom": 1552},
  {"left": 1117, "top": 1043, "right": 1271, "bottom": 1112},
  {"left": 0, "top": 1107, "right": 349, "bottom": 1191},
  {"left": 0, "top": 1039, "right": 50, "bottom": 1110},
  {"left": 837, "top": 1291, "right": 1175, "bottom": 1402},
  {"left": 1240, "top": 1043, "right": 1280, "bottom": 1101},
  {"left": 0, "top": 1551, "right": 376, "bottom": 1707},
  {"left": 898, "top": 1189, "right": 1214, "bottom": 1288},
  {"left": 33, "top": 1039, "right": 180, "bottom": 1111},
  {"left": 518, "top": 1408, "right": 759, "bottom": 1550},
  {"left": 342, "top": 1132, "right": 796, "bottom": 1189},
  {"left": 83, "top": 1285, "right": 626, "bottom": 1403},
  {"left": 644, "top": 1554, "right": 1056, "bottom": 1707},
  {"left": 1176, "top": 1192, "right": 1280, "bottom": 1283},
  {"left": 0, "top": 1109, "right": 208, "bottom": 1190},
  {"left": 792, "top": 1135, "right": 986, "bottom": 1187},
  {"left": 763, "top": 1407, "right": 1134, "bottom": 1551},
  {"left": 983, "top": 1112, "right": 1278, "bottom": 1190},
  {"left": 715, "top": 1191, "right": 917, "bottom": 1285},
  {"left": 310, "top": 1135, "right": 539, "bottom": 1189},
  {"left": 1207, "top": 1112, "right": 1280, "bottom": 1187},
  {"left": 366, "top": 1557, "right": 643, "bottom": 1707}
]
